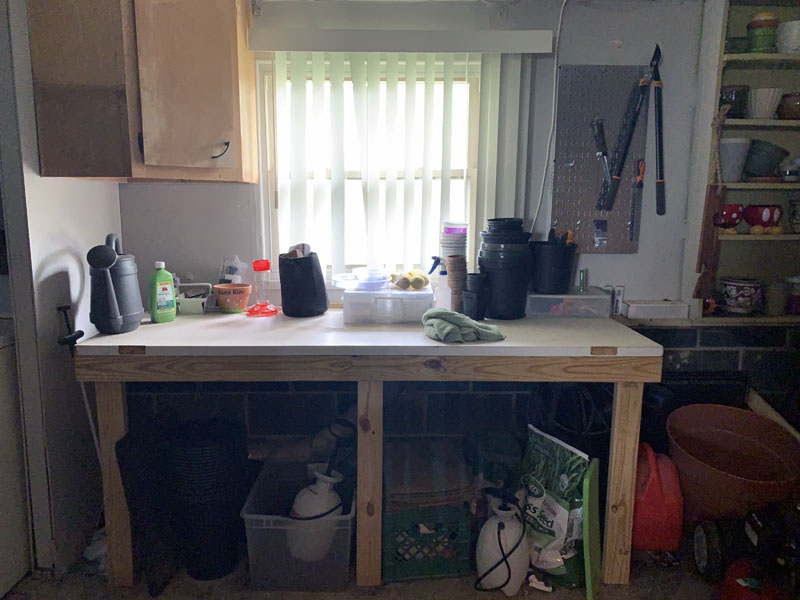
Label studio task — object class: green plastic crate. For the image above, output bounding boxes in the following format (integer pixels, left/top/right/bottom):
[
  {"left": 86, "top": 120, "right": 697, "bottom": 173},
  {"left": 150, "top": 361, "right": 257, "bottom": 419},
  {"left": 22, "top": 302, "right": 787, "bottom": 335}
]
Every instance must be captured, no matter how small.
[{"left": 382, "top": 503, "right": 472, "bottom": 582}]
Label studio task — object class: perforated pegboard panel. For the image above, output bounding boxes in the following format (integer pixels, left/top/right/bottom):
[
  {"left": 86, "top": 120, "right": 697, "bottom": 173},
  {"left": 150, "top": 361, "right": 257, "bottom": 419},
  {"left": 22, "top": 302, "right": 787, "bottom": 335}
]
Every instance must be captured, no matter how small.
[{"left": 551, "top": 65, "right": 650, "bottom": 254}]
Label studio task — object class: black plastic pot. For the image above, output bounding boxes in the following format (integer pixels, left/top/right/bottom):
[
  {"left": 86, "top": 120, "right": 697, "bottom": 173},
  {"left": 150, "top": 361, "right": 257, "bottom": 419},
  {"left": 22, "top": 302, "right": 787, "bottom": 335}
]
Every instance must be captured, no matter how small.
[
  {"left": 478, "top": 257, "right": 530, "bottom": 320},
  {"left": 462, "top": 290, "right": 488, "bottom": 321},
  {"left": 529, "top": 242, "right": 577, "bottom": 294}
]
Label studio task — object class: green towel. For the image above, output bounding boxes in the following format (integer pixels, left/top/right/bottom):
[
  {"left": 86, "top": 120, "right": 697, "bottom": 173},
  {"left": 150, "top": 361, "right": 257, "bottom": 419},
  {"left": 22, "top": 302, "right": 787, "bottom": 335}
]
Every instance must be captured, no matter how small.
[{"left": 421, "top": 308, "right": 505, "bottom": 344}]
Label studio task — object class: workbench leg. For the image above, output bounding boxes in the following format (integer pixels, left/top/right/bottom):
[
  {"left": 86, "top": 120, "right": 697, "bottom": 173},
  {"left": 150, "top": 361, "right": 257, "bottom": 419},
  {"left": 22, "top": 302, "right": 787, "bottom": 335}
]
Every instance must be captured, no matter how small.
[
  {"left": 95, "top": 382, "right": 133, "bottom": 587},
  {"left": 603, "top": 381, "right": 644, "bottom": 585},
  {"left": 356, "top": 380, "right": 383, "bottom": 587}
]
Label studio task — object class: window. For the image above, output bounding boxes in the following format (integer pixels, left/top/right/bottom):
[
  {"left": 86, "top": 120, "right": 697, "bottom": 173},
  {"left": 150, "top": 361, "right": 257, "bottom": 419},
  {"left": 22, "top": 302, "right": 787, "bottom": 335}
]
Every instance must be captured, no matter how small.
[{"left": 259, "top": 52, "right": 485, "bottom": 276}]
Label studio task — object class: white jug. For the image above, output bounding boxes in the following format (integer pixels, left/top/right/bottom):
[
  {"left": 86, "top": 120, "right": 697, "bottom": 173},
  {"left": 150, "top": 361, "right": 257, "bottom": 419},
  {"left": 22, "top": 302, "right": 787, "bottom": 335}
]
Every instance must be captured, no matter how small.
[
  {"left": 287, "top": 470, "right": 344, "bottom": 562},
  {"left": 475, "top": 496, "right": 530, "bottom": 596}
]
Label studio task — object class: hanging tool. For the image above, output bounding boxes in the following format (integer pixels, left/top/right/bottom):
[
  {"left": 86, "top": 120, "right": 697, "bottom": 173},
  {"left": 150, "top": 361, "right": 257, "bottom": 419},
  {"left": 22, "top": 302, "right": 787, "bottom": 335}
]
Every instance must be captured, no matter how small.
[
  {"left": 598, "top": 45, "right": 664, "bottom": 212},
  {"left": 651, "top": 45, "right": 665, "bottom": 216},
  {"left": 629, "top": 159, "right": 645, "bottom": 242},
  {"left": 598, "top": 69, "right": 651, "bottom": 211},
  {"left": 590, "top": 119, "right": 612, "bottom": 202}
]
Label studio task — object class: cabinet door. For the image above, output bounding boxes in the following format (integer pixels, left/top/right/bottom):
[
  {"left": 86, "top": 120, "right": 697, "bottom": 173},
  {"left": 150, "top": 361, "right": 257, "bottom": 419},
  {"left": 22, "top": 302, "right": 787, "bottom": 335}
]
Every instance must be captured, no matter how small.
[{"left": 135, "top": 0, "right": 237, "bottom": 168}]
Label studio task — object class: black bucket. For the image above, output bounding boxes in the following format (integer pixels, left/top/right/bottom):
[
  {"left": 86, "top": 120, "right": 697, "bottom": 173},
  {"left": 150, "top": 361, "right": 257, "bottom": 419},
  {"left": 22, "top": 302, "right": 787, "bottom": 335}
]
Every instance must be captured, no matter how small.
[{"left": 529, "top": 242, "right": 577, "bottom": 294}]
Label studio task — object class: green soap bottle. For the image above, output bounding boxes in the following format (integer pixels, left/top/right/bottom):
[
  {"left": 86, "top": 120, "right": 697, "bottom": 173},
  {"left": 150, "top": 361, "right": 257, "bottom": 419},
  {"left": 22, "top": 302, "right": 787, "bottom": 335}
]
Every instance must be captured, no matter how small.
[{"left": 149, "top": 261, "right": 176, "bottom": 323}]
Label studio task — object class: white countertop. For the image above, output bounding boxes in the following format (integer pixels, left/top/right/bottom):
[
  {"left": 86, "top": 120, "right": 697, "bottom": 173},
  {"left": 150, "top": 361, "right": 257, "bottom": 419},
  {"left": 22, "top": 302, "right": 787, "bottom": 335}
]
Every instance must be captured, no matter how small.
[{"left": 75, "top": 311, "right": 662, "bottom": 358}]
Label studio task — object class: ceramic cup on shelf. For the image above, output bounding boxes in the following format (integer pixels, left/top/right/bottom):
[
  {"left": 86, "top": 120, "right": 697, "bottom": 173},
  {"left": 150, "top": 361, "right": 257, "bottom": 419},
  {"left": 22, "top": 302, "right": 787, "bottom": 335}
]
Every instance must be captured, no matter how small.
[
  {"left": 789, "top": 199, "right": 800, "bottom": 234},
  {"left": 777, "top": 20, "right": 800, "bottom": 55},
  {"left": 720, "top": 277, "right": 764, "bottom": 314},
  {"left": 748, "top": 88, "right": 783, "bottom": 119},
  {"left": 713, "top": 203, "right": 744, "bottom": 229},
  {"left": 777, "top": 93, "right": 800, "bottom": 120},
  {"left": 765, "top": 283, "right": 788, "bottom": 317},
  {"left": 720, "top": 85, "right": 750, "bottom": 119},
  {"left": 719, "top": 138, "right": 751, "bottom": 183}
]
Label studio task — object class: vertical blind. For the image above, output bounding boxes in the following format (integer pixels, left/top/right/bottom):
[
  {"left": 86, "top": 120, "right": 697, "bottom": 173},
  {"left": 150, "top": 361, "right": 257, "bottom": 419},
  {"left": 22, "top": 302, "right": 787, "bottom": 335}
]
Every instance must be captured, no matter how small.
[{"left": 272, "top": 52, "right": 485, "bottom": 275}]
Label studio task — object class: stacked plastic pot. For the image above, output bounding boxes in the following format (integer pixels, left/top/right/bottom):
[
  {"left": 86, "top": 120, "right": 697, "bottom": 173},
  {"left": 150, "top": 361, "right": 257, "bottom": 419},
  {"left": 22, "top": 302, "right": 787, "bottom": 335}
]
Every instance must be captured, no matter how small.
[
  {"left": 166, "top": 419, "right": 249, "bottom": 580},
  {"left": 478, "top": 218, "right": 531, "bottom": 320}
]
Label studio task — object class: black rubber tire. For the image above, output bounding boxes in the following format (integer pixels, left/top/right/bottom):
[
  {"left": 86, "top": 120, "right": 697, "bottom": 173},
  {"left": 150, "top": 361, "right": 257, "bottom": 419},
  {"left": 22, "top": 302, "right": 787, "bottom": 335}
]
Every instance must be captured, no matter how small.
[{"left": 693, "top": 520, "right": 725, "bottom": 582}]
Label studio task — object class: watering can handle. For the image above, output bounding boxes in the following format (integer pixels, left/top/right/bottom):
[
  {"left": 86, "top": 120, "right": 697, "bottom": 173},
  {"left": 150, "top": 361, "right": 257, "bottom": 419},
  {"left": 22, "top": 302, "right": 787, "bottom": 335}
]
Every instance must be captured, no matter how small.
[
  {"left": 639, "top": 442, "right": 662, "bottom": 499},
  {"left": 105, "top": 233, "right": 123, "bottom": 255}
]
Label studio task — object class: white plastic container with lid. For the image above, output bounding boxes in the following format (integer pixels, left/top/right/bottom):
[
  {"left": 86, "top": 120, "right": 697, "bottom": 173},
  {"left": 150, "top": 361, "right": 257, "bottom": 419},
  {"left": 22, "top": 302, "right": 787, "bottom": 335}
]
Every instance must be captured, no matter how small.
[{"left": 342, "top": 286, "right": 434, "bottom": 324}]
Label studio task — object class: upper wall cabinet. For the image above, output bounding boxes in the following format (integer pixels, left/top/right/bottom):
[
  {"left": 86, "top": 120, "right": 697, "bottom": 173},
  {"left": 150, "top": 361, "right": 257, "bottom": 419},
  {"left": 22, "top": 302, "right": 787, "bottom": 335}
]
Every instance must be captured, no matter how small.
[{"left": 27, "top": 0, "right": 258, "bottom": 183}]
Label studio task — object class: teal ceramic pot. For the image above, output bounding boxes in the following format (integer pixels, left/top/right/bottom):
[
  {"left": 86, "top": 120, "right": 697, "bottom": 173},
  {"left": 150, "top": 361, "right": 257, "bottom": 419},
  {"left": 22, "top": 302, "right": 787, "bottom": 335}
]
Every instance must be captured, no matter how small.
[{"left": 743, "top": 139, "right": 790, "bottom": 177}]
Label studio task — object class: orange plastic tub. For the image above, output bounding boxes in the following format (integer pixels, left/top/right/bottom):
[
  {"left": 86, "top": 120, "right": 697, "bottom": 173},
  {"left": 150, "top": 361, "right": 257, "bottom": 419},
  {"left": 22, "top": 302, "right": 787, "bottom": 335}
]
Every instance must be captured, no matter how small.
[{"left": 667, "top": 404, "right": 800, "bottom": 522}]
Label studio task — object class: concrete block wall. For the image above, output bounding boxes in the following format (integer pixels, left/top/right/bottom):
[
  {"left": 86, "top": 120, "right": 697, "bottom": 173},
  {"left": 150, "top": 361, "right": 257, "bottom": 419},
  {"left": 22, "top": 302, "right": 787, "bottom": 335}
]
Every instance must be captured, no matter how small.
[{"left": 126, "top": 381, "right": 531, "bottom": 440}]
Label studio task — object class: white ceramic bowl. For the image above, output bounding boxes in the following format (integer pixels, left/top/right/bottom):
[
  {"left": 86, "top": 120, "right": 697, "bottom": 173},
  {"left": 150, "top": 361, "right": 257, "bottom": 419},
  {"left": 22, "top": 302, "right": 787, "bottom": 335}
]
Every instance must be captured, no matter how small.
[
  {"left": 748, "top": 88, "right": 783, "bottom": 119},
  {"left": 777, "top": 21, "right": 800, "bottom": 55}
]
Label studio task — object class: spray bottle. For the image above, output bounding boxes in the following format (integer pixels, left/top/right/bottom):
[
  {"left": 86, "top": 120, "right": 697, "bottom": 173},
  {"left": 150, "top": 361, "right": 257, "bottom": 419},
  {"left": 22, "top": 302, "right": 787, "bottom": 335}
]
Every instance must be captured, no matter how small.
[{"left": 428, "top": 256, "right": 451, "bottom": 310}]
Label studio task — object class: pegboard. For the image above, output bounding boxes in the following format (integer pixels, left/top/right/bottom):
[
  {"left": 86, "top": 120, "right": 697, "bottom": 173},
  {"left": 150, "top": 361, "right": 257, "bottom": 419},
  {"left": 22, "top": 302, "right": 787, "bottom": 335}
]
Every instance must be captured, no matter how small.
[{"left": 551, "top": 65, "right": 650, "bottom": 254}]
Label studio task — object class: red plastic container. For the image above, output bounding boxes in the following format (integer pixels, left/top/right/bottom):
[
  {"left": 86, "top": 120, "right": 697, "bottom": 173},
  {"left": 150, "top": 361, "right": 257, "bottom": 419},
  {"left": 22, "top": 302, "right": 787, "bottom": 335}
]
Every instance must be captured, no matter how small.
[
  {"left": 721, "top": 559, "right": 788, "bottom": 600},
  {"left": 632, "top": 443, "right": 683, "bottom": 552}
]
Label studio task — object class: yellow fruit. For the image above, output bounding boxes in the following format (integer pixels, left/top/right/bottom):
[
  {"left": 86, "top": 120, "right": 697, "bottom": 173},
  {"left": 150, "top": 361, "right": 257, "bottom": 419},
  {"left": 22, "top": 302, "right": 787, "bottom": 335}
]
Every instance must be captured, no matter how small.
[
  {"left": 749, "top": 225, "right": 766, "bottom": 235},
  {"left": 410, "top": 275, "right": 426, "bottom": 289}
]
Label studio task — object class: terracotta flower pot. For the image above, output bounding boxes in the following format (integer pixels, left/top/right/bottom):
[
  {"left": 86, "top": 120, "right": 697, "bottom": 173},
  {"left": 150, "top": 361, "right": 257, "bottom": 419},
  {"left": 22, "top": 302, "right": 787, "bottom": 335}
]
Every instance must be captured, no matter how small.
[{"left": 213, "top": 283, "right": 252, "bottom": 313}]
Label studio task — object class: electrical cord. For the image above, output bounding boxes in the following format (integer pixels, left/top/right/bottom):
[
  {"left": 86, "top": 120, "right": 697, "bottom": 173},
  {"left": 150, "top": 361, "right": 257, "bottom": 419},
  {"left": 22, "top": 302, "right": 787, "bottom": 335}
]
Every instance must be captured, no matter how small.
[{"left": 531, "top": 0, "right": 570, "bottom": 234}]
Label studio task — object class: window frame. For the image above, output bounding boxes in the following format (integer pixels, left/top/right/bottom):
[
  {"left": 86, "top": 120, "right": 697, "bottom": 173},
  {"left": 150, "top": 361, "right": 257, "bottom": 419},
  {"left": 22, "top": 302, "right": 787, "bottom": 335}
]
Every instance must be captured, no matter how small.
[{"left": 255, "top": 52, "right": 480, "bottom": 275}]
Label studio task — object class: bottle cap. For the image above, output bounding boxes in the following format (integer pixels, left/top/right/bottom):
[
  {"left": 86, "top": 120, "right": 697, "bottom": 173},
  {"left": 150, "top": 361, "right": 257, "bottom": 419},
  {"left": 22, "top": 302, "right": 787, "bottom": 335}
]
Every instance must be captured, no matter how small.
[
  {"left": 252, "top": 259, "right": 271, "bottom": 272},
  {"left": 155, "top": 261, "right": 165, "bottom": 269}
]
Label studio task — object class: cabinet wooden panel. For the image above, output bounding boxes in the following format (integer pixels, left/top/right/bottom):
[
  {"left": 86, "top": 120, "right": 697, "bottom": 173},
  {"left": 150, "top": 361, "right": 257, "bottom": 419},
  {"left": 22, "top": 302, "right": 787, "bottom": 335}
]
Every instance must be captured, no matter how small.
[
  {"left": 135, "top": 0, "right": 236, "bottom": 169},
  {"left": 27, "top": 0, "right": 257, "bottom": 183}
]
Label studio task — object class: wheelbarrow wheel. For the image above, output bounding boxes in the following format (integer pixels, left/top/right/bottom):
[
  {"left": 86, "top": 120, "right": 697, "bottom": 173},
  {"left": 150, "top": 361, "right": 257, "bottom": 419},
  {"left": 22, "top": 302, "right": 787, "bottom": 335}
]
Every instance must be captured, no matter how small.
[{"left": 693, "top": 521, "right": 724, "bottom": 581}]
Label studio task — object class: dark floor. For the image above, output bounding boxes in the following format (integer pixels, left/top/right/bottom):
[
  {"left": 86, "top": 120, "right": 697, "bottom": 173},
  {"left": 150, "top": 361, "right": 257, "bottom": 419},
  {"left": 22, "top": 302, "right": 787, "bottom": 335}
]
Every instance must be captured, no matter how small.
[{"left": 7, "top": 551, "right": 715, "bottom": 600}]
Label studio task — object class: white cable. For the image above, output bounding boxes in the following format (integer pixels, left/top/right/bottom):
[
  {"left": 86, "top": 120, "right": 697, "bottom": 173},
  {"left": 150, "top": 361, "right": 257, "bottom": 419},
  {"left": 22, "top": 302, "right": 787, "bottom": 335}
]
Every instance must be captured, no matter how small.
[
  {"left": 79, "top": 381, "right": 102, "bottom": 465},
  {"left": 530, "top": 0, "right": 569, "bottom": 234}
]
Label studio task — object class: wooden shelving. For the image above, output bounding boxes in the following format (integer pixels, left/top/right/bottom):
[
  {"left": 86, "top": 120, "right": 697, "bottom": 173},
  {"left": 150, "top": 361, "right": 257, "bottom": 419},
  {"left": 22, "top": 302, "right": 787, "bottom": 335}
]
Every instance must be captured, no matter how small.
[
  {"left": 724, "top": 119, "right": 800, "bottom": 128},
  {"left": 725, "top": 182, "right": 800, "bottom": 190},
  {"left": 723, "top": 53, "right": 800, "bottom": 66},
  {"left": 701, "top": 314, "right": 800, "bottom": 324},
  {"left": 718, "top": 233, "right": 800, "bottom": 240}
]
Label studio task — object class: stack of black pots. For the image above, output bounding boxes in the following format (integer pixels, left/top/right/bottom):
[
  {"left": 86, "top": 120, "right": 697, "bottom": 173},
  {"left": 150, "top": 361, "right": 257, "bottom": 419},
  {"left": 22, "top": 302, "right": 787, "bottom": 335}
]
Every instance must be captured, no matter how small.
[
  {"left": 478, "top": 218, "right": 531, "bottom": 319},
  {"left": 166, "top": 419, "right": 249, "bottom": 580}
]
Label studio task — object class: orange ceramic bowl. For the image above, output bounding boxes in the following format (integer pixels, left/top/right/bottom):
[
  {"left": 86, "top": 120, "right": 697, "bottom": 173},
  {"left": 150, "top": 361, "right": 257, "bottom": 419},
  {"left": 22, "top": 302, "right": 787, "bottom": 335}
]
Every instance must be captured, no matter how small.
[{"left": 213, "top": 283, "right": 252, "bottom": 313}]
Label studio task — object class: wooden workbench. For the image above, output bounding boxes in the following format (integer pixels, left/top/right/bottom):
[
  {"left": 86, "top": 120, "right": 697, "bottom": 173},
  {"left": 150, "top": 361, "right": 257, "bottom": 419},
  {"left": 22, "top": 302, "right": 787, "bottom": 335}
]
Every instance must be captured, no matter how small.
[{"left": 74, "top": 312, "right": 662, "bottom": 588}]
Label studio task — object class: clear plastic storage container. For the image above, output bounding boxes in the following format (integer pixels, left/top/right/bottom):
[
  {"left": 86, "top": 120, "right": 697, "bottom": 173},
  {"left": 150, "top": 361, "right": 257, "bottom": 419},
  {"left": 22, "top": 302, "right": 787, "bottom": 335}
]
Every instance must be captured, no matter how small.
[
  {"left": 525, "top": 286, "right": 611, "bottom": 318},
  {"left": 241, "top": 462, "right": 355, "bottom": 591},
  {"left": 343, "top": 286, "right": 434, "bottom": 324}
]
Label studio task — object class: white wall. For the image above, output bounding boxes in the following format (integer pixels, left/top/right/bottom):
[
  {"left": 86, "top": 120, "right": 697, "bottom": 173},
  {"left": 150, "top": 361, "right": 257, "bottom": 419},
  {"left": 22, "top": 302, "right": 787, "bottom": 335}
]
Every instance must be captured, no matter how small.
[
  {"left": 2, "top": 0, "right": 120, "bottom": 572},
  {"left": 119, "top": 182, "right": 261, "bottom": 295},
  {"left": 516, "top": 0, "right": 703, "bottom": 300},
  {"left": 121, "top": 0, "right": 703, "bottom": 302}
]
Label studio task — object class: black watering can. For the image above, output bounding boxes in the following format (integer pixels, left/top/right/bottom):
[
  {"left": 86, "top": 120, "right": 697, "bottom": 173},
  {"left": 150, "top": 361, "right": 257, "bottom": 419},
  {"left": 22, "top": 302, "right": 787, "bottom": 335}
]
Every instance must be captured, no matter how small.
[{"left": 88, "top": 233, "right": 145, "bottom": 335}]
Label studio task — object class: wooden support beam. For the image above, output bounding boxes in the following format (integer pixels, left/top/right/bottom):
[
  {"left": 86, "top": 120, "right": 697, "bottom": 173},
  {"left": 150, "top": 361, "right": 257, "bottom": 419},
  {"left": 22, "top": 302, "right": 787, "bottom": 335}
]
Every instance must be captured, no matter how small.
[
  {"left": 95, "top": 382, "right": 133, "bottom": 586},
  {"left": 603, "top": 382, "right": 644, "bottom": 585},
  {"left": 356, "top": 380, "right": 383, "bottom": 586}
]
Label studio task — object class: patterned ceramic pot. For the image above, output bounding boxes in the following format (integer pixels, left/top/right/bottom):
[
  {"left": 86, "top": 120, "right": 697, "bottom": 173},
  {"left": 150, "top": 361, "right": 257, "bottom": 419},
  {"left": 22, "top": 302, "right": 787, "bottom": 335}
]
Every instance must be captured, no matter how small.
[
  {"left": 789, "top": 200, "right": 800, "bottom": 234},
  {"left": 713, "top": 204, "right": 744, "bottom": 228},
  {"left": 743, "top": 204, "right": 782, "bottom": 227},
  {"left": 720, "top": 278, "right": 764, "bottom": 314}
]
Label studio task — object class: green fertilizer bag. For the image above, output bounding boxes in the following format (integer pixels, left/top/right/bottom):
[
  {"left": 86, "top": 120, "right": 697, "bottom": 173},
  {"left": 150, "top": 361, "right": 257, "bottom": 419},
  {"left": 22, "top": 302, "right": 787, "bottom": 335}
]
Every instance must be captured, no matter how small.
[{"left": 520, "top": 425, "right": 589, "bottom": 586}]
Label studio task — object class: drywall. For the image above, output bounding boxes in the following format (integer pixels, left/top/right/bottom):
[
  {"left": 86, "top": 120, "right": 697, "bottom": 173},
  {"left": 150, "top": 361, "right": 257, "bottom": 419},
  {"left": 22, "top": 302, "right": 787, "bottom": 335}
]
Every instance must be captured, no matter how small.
[
  {"left": 2, "top": 0, "right": 119, "bottom": 572},
  {"left": 119, "top": 182, "right": 261, "bottom": 295},
  {"left": 121, "top": 0, "right": 702, "bottom": 301}
]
